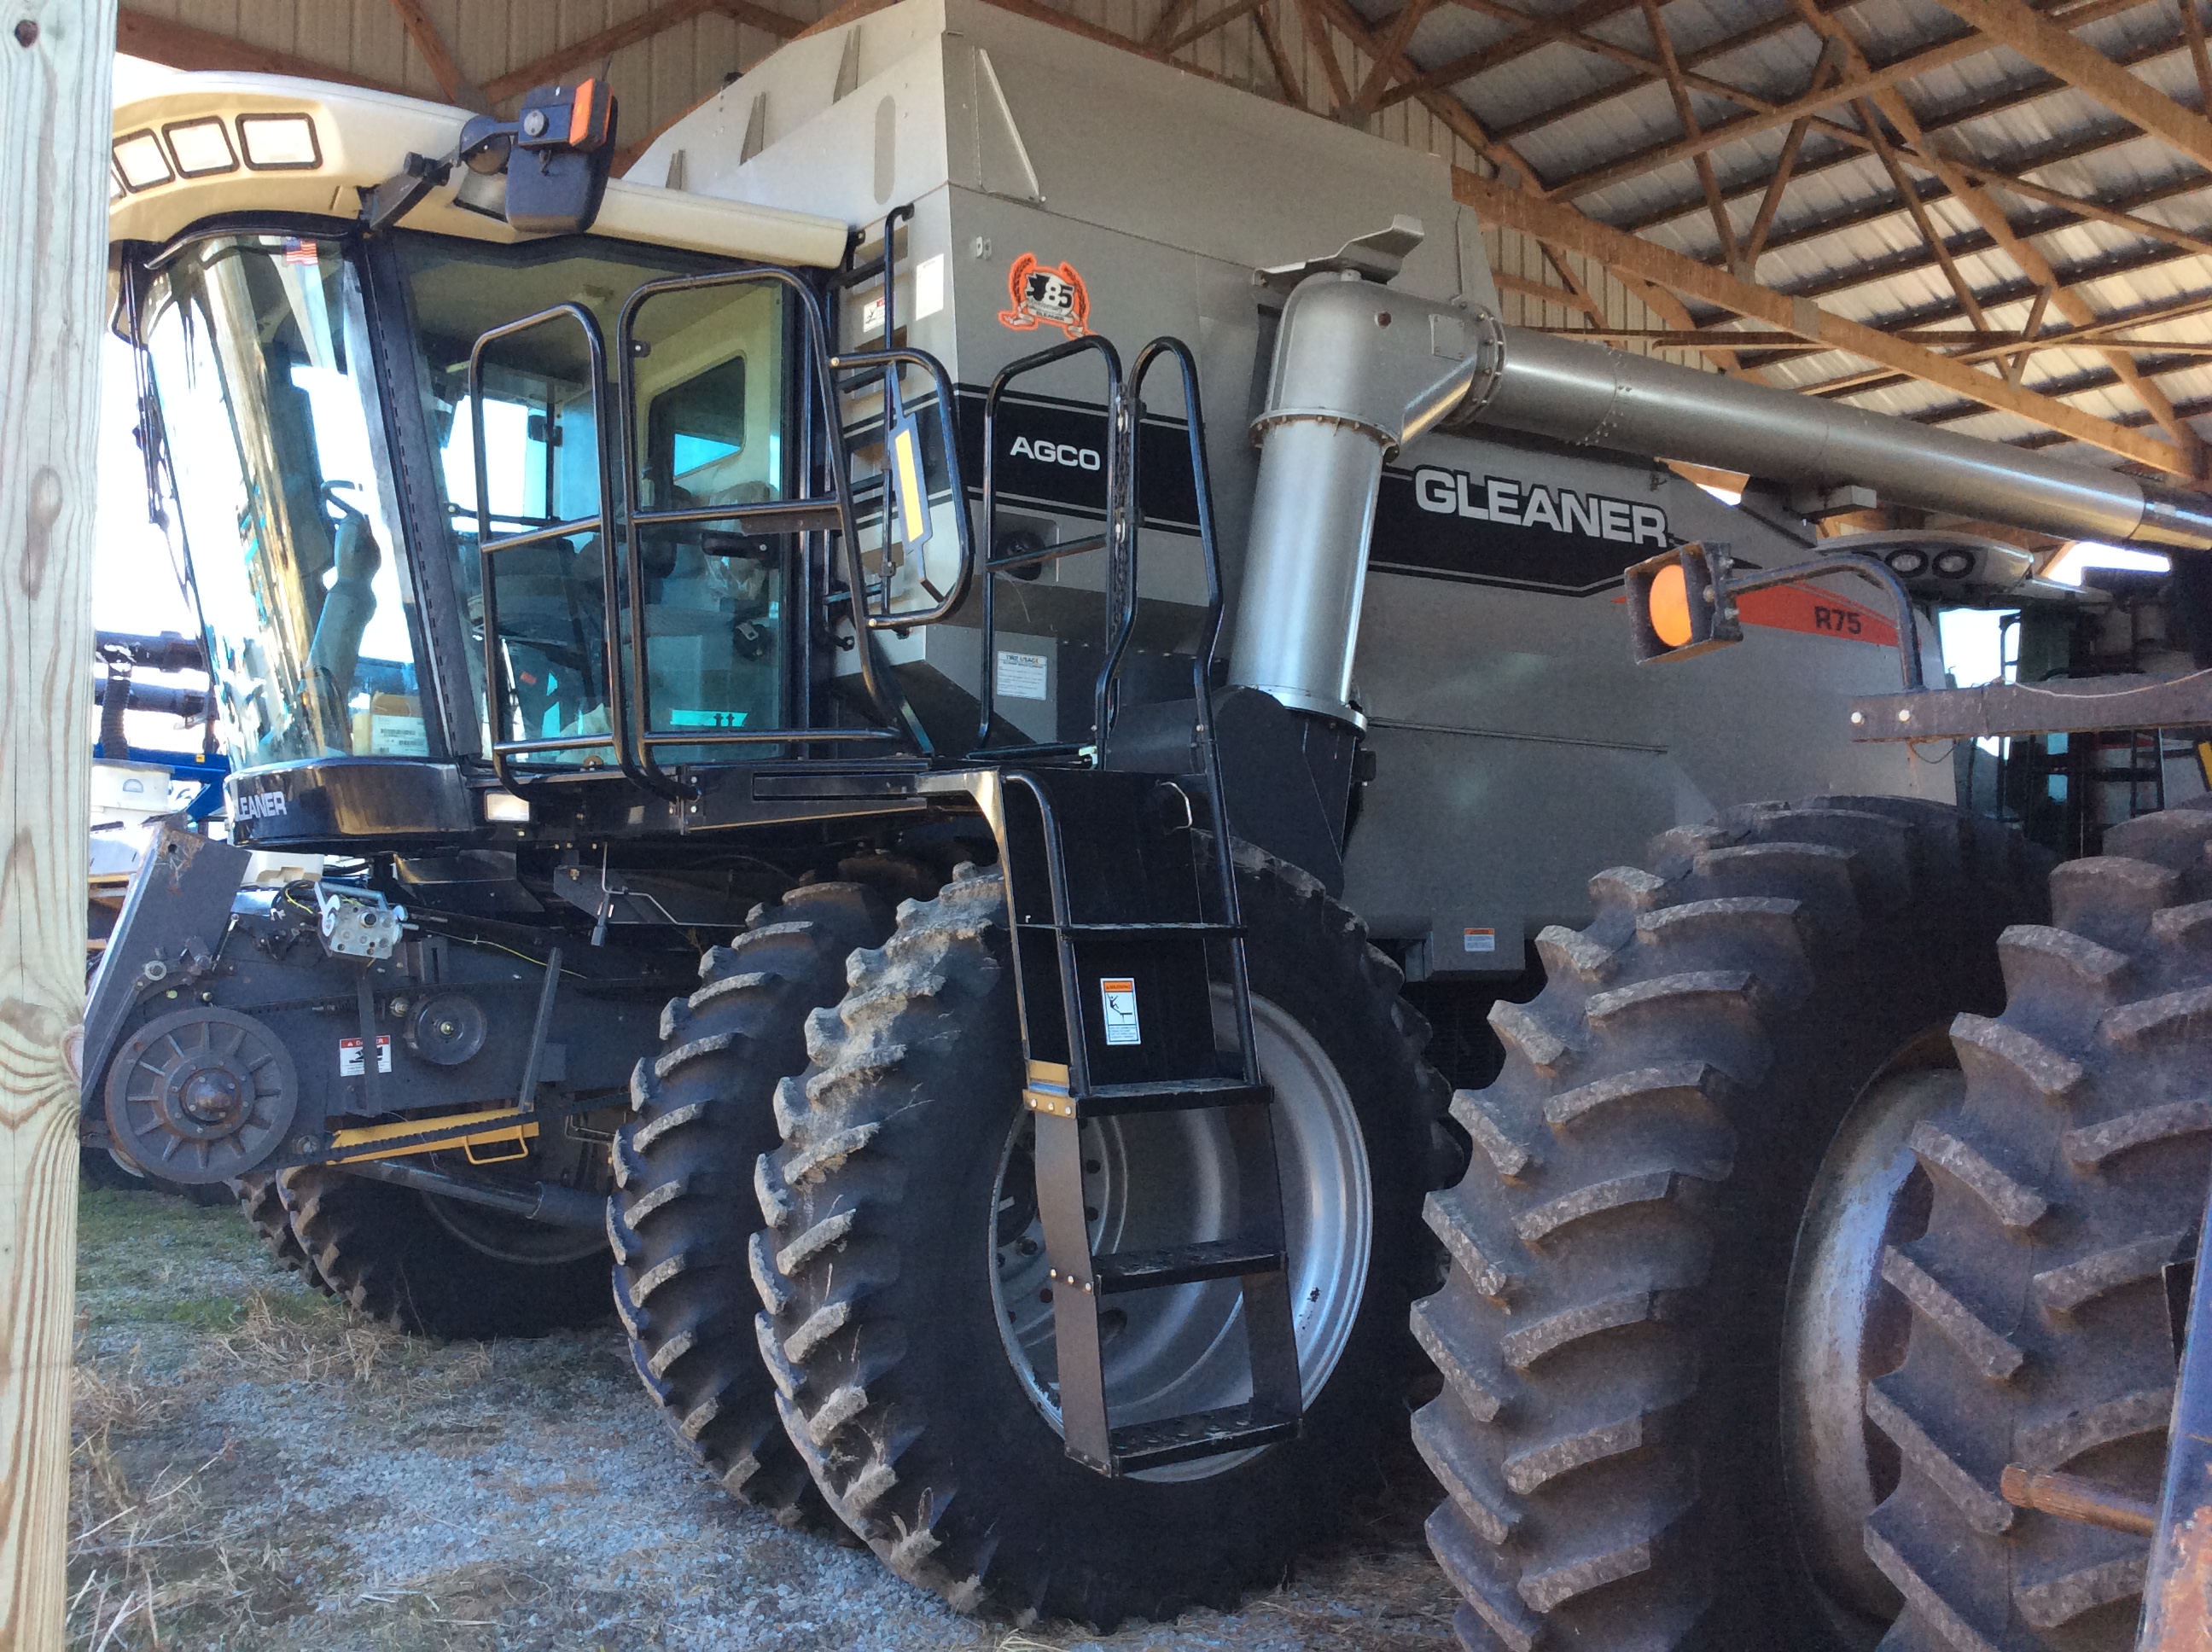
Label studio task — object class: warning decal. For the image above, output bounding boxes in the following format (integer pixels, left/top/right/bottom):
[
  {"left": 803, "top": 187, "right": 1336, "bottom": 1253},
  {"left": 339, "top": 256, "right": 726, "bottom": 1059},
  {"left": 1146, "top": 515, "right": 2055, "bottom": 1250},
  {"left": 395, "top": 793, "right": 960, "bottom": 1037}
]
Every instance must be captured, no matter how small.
[
  {"left": 340, "top": 1035, "right": 393, "bottom": 1076},
  {"left": 1464, "top": 928, "right": 1497, "bottom": 954},
  {"left": 1100, "top": 978, "right": 1141, "bottom": 1046}
]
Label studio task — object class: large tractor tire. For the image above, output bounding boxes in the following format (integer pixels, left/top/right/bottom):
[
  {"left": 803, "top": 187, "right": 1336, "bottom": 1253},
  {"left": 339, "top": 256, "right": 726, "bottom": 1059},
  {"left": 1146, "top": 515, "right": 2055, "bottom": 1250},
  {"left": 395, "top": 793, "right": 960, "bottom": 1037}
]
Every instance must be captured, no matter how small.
[
  {"left": 1412, "top": 798, "right": 2048, "bottom": 1652},
  {"left": 1866, "top": 802, "right": 2212, "bottom": 1650},
  {"left": 233, "top": 1170, "right": 330, "bottom": 1294},
  {"left": 278, "top": 1162, "right": 614, "bottom": 1339},
  {"left": 608, "top": 881, "right": 895, "bottom": 1524},
  {"left": 753, "top": 847, "right": 1453, "bottom": 1626}
]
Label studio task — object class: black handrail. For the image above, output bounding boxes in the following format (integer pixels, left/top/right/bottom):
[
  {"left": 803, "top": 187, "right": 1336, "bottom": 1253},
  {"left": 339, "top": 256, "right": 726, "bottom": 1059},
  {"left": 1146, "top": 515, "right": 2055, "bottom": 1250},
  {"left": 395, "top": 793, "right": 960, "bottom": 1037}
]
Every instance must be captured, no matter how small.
[
  {"left": 612, "top": 266, "right": 968, "bottom": 796},
  {"left": 469, "top": 302, "right": 626, "bottom": 799},
  {"left": 976, "top": 333, "right": 1126, "bottom": 754},
  {"left": 1126, "top": 335, "right": 1257, "bottom": 1081}
]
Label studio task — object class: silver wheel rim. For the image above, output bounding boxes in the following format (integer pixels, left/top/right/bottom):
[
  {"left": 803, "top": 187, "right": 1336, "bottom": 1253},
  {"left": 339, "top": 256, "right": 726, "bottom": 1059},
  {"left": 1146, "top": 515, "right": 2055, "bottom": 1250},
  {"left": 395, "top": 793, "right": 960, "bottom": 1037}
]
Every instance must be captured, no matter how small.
[
  {"left": 1781, "top": 1062, "right": 1958, "bottom": 1643},
  {"left": 989, "top": 991, "right": 1372, "bottom": 1482}
]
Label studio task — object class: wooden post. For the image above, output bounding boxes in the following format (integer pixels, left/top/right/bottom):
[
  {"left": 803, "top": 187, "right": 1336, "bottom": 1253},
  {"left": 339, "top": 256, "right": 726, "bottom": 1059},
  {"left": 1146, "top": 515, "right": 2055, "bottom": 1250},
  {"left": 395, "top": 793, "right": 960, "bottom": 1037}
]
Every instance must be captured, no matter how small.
[{"left": 0, "top": 3, "right": 117, "bottom": 1647}]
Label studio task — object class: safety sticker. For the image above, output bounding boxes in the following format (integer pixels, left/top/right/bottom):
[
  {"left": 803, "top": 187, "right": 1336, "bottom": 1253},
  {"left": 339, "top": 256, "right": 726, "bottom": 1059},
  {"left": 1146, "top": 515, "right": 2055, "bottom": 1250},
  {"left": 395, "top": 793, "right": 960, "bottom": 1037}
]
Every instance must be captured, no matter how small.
[
  {"left": 998, "top": 253, "right": 1090, "bottom": 339},
  {"left": 997, "top": 649, "right": 1049, "bottom": 701},
  {"left": 1100, "top": 978, "right": 1141, "bottom": 1045},
  {"left": 1463, "top": 927, "right": 1497, "bottom": 954},
  {"left": 340, "top": 1035, "right": 393, "bottom": 1075}
]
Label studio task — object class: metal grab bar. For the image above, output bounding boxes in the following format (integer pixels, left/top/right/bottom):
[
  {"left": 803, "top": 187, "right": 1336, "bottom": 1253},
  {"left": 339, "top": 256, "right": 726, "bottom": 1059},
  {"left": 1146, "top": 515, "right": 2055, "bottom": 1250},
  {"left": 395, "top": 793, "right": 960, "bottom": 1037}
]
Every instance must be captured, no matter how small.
[
  {"left": 976, "top": 333, "right": 1127, "bottom": 754},
  {"left": 468, "top": 302, "right": 626, "bottom": 800}
]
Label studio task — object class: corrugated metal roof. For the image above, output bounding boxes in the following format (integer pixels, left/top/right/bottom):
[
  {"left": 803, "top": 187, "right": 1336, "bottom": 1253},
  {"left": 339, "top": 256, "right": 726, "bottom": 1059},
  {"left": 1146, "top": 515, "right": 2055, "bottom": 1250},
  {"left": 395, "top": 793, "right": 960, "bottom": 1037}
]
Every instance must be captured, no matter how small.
[{"left": 118, "top": 0, "right": 2212, "bottom": 484}]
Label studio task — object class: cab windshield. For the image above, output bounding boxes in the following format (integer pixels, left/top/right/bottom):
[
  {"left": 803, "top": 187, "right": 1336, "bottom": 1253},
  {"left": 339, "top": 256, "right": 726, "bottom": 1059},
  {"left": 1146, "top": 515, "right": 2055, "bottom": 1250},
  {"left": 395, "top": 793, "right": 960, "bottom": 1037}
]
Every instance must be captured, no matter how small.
[{"left": 144, "top": 235, "right": 424, "bottom": 766}]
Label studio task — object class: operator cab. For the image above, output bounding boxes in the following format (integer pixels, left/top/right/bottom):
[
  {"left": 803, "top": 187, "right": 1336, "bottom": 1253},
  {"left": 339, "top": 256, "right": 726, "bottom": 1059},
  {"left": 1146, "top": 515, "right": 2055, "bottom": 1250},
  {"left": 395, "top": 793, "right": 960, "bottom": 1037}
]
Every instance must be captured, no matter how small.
[{"left": 114, "top": 76, "right": 969, "bottom": 845}]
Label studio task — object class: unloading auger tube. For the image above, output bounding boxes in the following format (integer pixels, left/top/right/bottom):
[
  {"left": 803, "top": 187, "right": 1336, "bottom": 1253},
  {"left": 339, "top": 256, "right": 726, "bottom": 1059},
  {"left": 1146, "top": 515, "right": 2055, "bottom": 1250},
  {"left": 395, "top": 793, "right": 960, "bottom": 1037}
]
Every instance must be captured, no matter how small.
[{"left": 1228, "top": 269, "right": 2212, "bottom": 725}]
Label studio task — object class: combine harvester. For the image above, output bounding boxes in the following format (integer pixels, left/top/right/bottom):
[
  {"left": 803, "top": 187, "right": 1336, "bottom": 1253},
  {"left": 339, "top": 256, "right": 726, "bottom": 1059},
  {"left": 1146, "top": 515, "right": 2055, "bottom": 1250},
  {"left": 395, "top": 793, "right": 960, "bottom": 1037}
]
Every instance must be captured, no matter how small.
[{"left": 86, "top": 4, "right": 2211, "bottom": 1643}]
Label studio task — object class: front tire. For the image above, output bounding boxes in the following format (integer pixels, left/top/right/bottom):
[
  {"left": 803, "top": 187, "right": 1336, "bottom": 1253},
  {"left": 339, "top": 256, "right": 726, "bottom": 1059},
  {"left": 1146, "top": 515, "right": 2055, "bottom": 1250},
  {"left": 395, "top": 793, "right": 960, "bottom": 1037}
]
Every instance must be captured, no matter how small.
[
  {"left": 754, "top": 847, "right": 1452, "bottom": 1626},
  {"left": 608, "top": 881, "right": 895, "bottom": 1524}
]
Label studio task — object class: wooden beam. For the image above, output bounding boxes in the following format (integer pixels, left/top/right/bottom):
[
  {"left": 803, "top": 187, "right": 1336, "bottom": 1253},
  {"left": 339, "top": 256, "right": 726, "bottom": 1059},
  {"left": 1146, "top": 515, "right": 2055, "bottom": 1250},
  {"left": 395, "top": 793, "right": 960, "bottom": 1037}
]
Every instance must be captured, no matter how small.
[
  {"left": 1615, "top": 0, "right": 2173, "bottom": 230},
  {"left": 1252, "top": 0, "right": 1308, "bottom": 107},
  {"left": 1856, "top": 99, "right": 1989, "bottom": 324},
  {"left": 1797, "top": 287, "right": 2212, "bottom": 393},
  {"left": 1148, "top": 0, "right": 1204, "bottom": 46},
  {"left": 1494, "top": 270, "right": 1603, "bottom": 313},
  {"left": 1350, "top": 0, "right": 1436, "bottom": 113},
  {"left": 116, "top": 9, "right": 402, "bottom": 94},
  {"left": 1542, "top": 0, "right": 2160, "bottom": 199},
  {"left": 2183, "top": 0, "right": 2212, "bottom": 108},
  {"left": 1639, "top": 0, "right": 1741, "bottom": 265},
  {"left": 1378, "top": 0, "right": 1646, "bottom": 108},
  {"left": 1930, "top": 0, "right": 2212, "bottom": 168},
  {"left": 1453, "top": 163, "right": 2197, "bottom": 471},
  {"left": 1, "top": 3, "right": 111, "bottom": 1646},
  {"left": 1293, "top": 0, "right": 1354, "bottom": 111},
  {"left": 1158, "top": 0, "right": 1277, "bottom": 57},
  {"left": 2007, "top": 284, "right": 2052, "bottom": 384},
  {"left": 714, "top": 0, "right": 804, "bottom": 38},
  {"left": 482, "top": 0, "right": 723, "bottom": 105},
  {"left": 387, "top": 0, "right": 488, "bottom": 111}
]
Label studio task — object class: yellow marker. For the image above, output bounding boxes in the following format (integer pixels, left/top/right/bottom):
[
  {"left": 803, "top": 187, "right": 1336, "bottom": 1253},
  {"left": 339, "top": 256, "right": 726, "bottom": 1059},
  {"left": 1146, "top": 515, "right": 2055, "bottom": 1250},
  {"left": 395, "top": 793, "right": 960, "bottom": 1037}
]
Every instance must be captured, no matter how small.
[
  {"left": 1648, "top": 561, "right": 1694, "bottom": 649},
  {"left": 892, "top": 421, "right": 929, "bottom": 545}
]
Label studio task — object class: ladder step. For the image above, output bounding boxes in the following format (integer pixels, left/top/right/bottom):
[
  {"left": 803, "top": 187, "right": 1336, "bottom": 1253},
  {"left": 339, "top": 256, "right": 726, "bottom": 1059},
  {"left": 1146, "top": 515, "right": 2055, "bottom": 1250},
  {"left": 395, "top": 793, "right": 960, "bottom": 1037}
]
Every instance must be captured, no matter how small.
[
  {"left": 1069, "top": 1079, "right": 1272, "bottom": 1119},
  {"left": 1046, "top": 922, "right": 1244, "bottom": 934},
  {"left": 1109, "top": 1402, "right": 1300, "bottom": 1472},
  {"left": 1091, "top": 1239, "right": 1284, "bottom": 1294}
]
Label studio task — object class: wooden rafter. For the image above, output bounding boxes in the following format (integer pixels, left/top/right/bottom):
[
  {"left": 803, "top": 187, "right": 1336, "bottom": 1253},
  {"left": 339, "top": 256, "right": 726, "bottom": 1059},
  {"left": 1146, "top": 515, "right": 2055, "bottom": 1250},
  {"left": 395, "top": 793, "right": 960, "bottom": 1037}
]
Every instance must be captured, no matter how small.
[
  {"left": 1540, "top": 0, "right": 2154, "bottom": 199},
  {"left": 2006, "top": 285, "right": 2054, "bottom": 386},
  {"left": 1377, "top": 0, "right": 1647, "bottom": 109},
  {"left": 2180, "top": 0, "right": 2212, "bottom": 109},
  {"left": 1148, "top": 0, "right": 1204, "bottom": 49},
  {"left": 1929, "top": 0, "right": 2212, "bottom": 169},
  {"left": 1739, "top": 37, "right": 1843, "bottom": 274},
  {"left": 1293, "top": 0, "right": 1354, "bottom": 113},
  {"left": 1349, "top": 0, "right": 1437, "bottom": 114},
  {"left": 1455, "top": 163, "right": 2198, "bottom": 472},
  {"left": 116, "top": 9, "right": 403, "bottom": 94},
  {"left": 1639, "top": 0, "right": 1741, "bottom": 266},
  {"left": 480, "top": 0, "right": 798, "bottom": 108},
  {"left": 1156, "top": 0, "right": 1278, "bottom": 58},
  {"left": 387, "top": 0, "right": 488, "bottom": 111},
  {"left": 1800, "top": 288, "right": 2212, "bottom": 393},
  {"left": 1778, "top": 0, "right": 2209, "bottom": 466},
  {"left": 1619, "top": 9, "right": 2186, "bottom": 234},
  {"left": 1251, "top": 0, "right": 1308, "bottom": 108}
]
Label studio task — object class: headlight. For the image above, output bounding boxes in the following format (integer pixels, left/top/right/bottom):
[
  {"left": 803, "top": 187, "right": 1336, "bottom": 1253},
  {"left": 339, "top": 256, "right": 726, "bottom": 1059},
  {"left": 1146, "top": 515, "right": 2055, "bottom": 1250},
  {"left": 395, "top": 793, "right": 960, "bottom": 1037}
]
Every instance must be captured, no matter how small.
[
  {"left": 1931, "top": 548, "right": 1977, "bottom": 579},
  {"left": 164, "top": 117, "right": 237, "bottom": 177},
  {"left": 236, "top": 113, "right": 320, "bottom": 170},
  {"left": 112, "top": 130, "right": 173, "bottom": 191},
  {"left": 1883, "top": 549, "right": 1929, "bottom": 577}
]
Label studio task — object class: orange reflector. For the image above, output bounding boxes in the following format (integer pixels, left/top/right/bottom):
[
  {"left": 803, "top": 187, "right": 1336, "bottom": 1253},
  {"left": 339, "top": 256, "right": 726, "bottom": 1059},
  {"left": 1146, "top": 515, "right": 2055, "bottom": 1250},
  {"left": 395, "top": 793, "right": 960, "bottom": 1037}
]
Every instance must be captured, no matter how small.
[{"left": 1649, "top": 562, "right": 1694, "bottom": 648}]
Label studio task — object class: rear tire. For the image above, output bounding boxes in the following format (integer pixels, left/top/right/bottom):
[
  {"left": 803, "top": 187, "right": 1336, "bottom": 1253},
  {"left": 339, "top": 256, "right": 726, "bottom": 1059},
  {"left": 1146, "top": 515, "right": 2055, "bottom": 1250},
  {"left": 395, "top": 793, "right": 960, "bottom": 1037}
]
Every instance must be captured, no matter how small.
[
  {"left": 754, "top": 847, "right": 1452, "bottom": 1626},
  {"left": 233, "top": 1170, "right": 330, "bottom": 1294},
  {"left": 1411, "top": 798, "right": 2047, "bottom": 1651},
  {"left": 1866, "top": 802, "right": 2212, "bottom": 1650},
  {"left": 279, "top": 1164, "right": 612, "bottom": 1339},
  {"left": 608, "top": 881, "right": 896, "bottom": 1524}
]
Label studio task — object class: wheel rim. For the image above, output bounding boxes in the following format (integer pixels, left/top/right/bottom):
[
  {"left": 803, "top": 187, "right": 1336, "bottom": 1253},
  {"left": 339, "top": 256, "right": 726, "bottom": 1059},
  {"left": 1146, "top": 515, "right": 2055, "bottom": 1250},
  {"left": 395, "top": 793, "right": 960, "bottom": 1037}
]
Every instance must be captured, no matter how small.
[
  {"left": 1781, "top": 1062, "right": 1955, "bottom": 1641},
  {"left": 989, "top": 991, "right": 1372, "bottom": 1482}
]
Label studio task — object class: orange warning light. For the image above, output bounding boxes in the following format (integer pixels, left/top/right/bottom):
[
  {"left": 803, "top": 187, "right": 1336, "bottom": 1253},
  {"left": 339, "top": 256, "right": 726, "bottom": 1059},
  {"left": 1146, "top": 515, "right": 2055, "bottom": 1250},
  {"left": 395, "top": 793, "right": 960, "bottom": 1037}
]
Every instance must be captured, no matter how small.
[
  {"left": 1625, "top": 542, "right": 1742, "bottom": 664},
  {"left": 1648, "top": 562, "right": 1694, "bottom": 648}
]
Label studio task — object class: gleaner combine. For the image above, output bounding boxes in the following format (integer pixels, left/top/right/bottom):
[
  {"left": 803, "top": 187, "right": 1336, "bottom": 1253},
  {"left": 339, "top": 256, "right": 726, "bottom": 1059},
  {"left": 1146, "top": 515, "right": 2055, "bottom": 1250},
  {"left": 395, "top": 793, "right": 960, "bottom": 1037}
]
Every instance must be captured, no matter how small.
[{"left": 85, "top": 3, "right": 2212, "bottom": 1645}]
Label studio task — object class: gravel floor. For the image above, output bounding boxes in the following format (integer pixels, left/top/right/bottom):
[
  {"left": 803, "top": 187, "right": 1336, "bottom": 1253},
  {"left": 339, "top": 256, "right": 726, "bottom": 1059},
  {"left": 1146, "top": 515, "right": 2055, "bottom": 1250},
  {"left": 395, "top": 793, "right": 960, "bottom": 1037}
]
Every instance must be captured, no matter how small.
[{"left": 68, "top": 1185, "right": 1456, "bottom": 1651}]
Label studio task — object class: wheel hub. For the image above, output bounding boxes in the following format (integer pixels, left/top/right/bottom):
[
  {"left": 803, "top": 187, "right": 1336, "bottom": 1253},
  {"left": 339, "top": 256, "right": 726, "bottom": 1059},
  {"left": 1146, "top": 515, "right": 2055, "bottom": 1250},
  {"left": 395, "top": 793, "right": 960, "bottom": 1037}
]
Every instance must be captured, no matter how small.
[
  {"left": 103, "top": 1007, "right": 299, "bottom": 1184},
  {"left": 989, "top": 991, "right": 1371, "bottom": 1482}
]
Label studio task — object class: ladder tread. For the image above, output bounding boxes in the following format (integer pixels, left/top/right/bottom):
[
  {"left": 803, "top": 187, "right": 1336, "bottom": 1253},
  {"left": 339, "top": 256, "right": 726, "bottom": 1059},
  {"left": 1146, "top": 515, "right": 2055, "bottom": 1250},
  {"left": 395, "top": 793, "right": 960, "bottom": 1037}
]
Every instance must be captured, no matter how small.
[
  {"left": 1072, "top": 1079, "right": 1272, "bottom": 1118},
  {"left": 1091, "top": 1238, "right": 1284, "bottom": 1293},
  {"left": 1109, "top": 1402, "right": 1301, "bottom": 1472}
]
